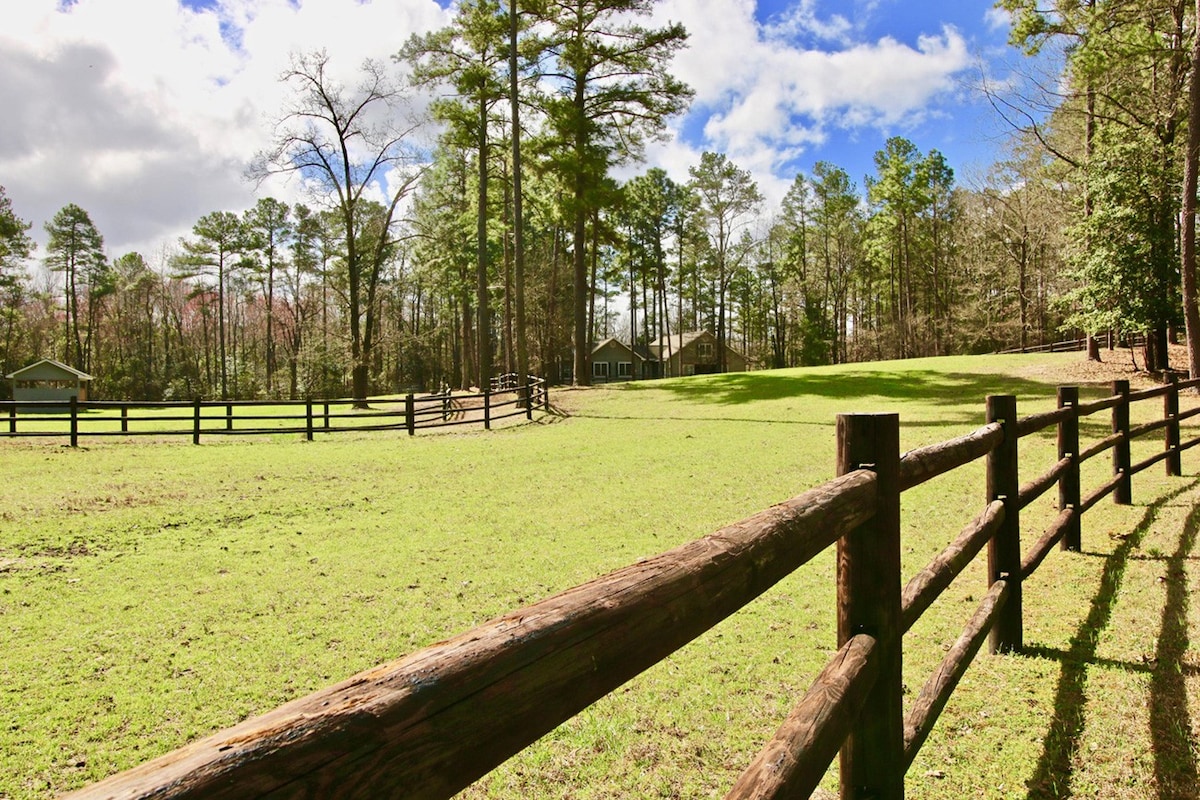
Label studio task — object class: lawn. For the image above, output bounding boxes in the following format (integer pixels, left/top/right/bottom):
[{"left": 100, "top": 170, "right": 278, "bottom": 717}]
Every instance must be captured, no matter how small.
[{"left": 2, "top": 352, "right": 1199, "bottom": 799}]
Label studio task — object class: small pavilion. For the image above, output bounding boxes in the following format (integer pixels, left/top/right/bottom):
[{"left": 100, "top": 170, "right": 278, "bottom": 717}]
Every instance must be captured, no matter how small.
[{"left": 6, "top": 359, "right": 94, "bottom": 406}]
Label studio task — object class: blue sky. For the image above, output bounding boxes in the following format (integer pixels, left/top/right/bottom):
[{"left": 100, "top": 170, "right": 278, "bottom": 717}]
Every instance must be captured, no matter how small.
[
  {"left": 3, "top": 0, "right": 1038, "bottom": 258},
  {"left": 666, "top": 0, "right": 1023, "bottom": 192}
]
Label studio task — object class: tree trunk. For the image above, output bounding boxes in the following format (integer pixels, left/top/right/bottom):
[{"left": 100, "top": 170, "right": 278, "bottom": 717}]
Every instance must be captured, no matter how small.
[
  {"left": 477, "top": 96, "right": 492, "bottom": 392},
  {"left": 1146, "top": 326, "right": 1170, "bottom": 373},
  {"left": 510, "top": 0, "right": 530, "bottom": 400},
  {"left": 1182, "top": 0, "right": 1200, "bottom": 382},
  {"left": 218, "top": 255, "right": 228, "bottom": 399},
  {"left": 266, "top": 253, "right": 275, "bottom": 396},
  {"left": 352, "top": 363, "right": 369, "bottom": 404}
]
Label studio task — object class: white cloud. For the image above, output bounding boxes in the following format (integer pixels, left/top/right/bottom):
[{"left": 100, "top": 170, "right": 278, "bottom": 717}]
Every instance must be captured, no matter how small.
[
  {"left": 985, "top": 7, "right": 1012, "bottom": 33},
  {"left": 762, "top": 0, "right": 852, "bottom": 44},
  {"left": 652, "top": 0, "right": 973, "bottom": 204},
  {"left": 2, "top": 0, "right": 984, "bottom": 260},
  {"left": 0, "top": 0, "right": 447, "bottom": 259}
]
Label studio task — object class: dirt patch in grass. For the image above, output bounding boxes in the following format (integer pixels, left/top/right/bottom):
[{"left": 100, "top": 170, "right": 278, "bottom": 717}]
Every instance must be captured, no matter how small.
[{"left": 1015, "top": 343, "right": 1192, "bottom": 391}]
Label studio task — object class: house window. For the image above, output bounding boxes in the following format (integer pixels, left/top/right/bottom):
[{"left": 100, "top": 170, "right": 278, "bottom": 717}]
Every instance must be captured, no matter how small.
[
  {"left": 617, "top": 361, "right": 632, "bottom": 378},
  {"left": 697, "top": 341, "right": 715, "bottom": 359},
  {"left": 593, "top": 361, "right": 610, "bottom": 379},
  {"left": 683, "top": 364, "right": 696, "bottom": 376}
]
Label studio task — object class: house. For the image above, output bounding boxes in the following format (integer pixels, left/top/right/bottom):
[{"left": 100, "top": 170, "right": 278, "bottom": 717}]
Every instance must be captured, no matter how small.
[
  {"left": 590, "top": 338, "right": 657, "bottom": 383},
  {"left": 650, "top": 331, "right": 748, "bottom": 377},
  {"left": 6, "top": 359, "right": 94, "bottom": 407},
  {"left": 588, "top": 331, "right": 748, "bottom": 383}
]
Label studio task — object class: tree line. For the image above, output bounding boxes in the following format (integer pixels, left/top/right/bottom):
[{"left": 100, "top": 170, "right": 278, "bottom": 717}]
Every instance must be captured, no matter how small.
[{"left": 3, "top": 0, "right": 1190, "bottom": 402}]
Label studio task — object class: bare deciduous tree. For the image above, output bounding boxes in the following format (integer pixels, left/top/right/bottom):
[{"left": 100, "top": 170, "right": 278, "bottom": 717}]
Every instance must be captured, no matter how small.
[{"left": 250, "top": 50, "right": 426, "bottom": 404}]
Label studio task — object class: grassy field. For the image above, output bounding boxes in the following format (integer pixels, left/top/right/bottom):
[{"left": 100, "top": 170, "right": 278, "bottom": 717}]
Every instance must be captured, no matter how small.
[{"left": 3, "top": 352, "right": 1200, "bottom": 799}]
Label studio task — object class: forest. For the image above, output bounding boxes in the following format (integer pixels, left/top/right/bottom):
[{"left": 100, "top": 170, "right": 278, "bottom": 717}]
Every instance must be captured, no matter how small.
[{"left": 0, "top": 0, "right": 1193, "bottom": 402}]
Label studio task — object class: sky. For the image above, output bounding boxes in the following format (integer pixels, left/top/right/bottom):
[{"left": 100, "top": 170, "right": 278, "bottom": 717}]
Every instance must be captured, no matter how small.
[{"left": 1, "top": 0, "right": 1037, "bottom": 264}]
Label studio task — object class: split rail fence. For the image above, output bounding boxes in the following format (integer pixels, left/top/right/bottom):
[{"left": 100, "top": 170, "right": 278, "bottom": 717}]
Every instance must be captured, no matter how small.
[
  {"left": 0, "top": 374, "right": 547, "bottom": 446},
  {"left": 997, "top": 330, "right": 1145, "bottom": 354},
  {"left": 66, "top": 376, "right": 1200, "bottom": 799}
]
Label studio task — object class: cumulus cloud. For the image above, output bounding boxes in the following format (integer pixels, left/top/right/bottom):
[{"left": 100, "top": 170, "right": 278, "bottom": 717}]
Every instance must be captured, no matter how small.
[
  {"left": 2, "top": 0, "right": 986, "bottom": 258},
  {"left": 654, "top": 0, "right": 975, "bottom": 203},
  {"left": 985, "top": 7, "right": 1012, "bottom": 33},
  {"left": 0, "top": 0, "right": 446, "bottom": 258},
  {"left": 762, "top": 0, "right": 853, "bottom": 44}
]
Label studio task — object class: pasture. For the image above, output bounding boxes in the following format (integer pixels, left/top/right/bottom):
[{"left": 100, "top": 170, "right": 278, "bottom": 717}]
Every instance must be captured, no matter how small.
[{"left": 3, "top": 352, "right": 1200, "bottom": 799}]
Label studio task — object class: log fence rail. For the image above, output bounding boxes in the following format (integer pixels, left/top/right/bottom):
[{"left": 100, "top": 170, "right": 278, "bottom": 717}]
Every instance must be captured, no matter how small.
[{"left": 63, "top": 374, "right": 1200, "bottom": 799}]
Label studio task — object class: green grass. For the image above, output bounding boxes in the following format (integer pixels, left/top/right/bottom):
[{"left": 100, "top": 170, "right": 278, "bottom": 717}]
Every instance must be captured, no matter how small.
[{"left": 2, "top": 352, "right": 1199, "bottom": 799}]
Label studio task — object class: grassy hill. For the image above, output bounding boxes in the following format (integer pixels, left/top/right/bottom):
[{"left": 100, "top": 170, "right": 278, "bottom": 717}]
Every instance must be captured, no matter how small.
[{"left": 2, "top": 352, "right": 1198, "bottom": 799}]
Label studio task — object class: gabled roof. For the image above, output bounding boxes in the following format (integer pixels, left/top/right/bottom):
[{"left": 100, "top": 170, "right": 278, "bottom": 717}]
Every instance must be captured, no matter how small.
[
  {"left": 591, "top": 337, "right": 630, "bottom": 354},
  {"left": 6, "top": 358, "right": 94, "bottom": 381},
  {"left": 651, "top": 331, "right": 708, "bottom": 354},
  {"left": 592, "top": 338, "right": 658, "bottom": 361},
  {"left": 631, "top": 343, "right": 657, "bottom": 361}
]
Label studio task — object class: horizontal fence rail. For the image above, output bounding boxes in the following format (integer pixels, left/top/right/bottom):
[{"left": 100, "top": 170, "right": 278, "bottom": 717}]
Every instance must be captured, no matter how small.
[
  {"left": 0, "top": 375, "right": 547, "bottom": 445},
  {"left": 65, "top": 373, "right": 1200, "bottom": 799},
  {"left": 996, "top": 330, "right": 1146, "bottom": 355}
]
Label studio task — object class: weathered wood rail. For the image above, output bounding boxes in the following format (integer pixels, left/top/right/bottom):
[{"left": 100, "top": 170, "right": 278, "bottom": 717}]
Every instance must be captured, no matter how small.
[
  {"left": 0, "top": 374, "right": 547, "bottom": 445},
  {"left": 997, "top": 330, "right": 1145, "bottom": 354},
  {"left": 63, "top": 376, "right": 1200, "bottom": 799}
]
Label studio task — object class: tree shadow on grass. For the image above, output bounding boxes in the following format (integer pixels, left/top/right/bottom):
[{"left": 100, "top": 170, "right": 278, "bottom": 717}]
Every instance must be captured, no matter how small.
[
  {"left": 600, "top": 369, "right": 1074, "bottom": 433},
  {"left": 1148, "top": 498, "right": 1200, "bottom": 799},
  {"left": 1021, "top": 478, "right": 1200, "bottom": 799},
  {"left": 619, "top": 369, "right": 1064, "bottom": 408}
]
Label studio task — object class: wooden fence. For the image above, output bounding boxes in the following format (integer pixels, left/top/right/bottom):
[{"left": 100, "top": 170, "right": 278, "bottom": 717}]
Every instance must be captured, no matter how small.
[
  {"left": 997, "top": 330, "right": 1144, "bottom": 355},
  {"left": 64, "top": 376, "right": 1200, "bottom": 799},
  {"left": 0, "top": 374, "right": 547, "bottom": 446}
]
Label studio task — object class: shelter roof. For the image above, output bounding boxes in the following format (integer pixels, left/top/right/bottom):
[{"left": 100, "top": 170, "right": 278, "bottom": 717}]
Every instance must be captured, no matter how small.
[{"left": 6, "top": 358, "right": 94, "bottom": 381}]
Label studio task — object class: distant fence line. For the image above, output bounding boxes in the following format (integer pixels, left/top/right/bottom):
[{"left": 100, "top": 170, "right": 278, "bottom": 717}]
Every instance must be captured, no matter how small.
[
  {"left": 63, "top": 373, "right": 1200, "bottom": 799},
  {"left": 997, "top": 330, "right": 1146, "bottom": 355},
  {"left": 0, "top": 374, "right": 547, "bottom": 446}
]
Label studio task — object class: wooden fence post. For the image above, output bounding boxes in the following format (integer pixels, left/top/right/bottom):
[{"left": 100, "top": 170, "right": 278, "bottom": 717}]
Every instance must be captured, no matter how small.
[
  {"left": 1113, "top": 380, "right": 1131, "bottom": 504},
  {"left": 836, "top": 413, "right": 903, "bottom": 800},
  {"left": 69, "top": 395, "right": 78, "bottom": 448},
  {"left": 1058, "top": 386, "right": 1081, "bottom": 552},
  {"left": 120, "top": 404, "right": 129, "bottom": 433},
  {"left": 226, "top": 402, "right": 234, "bottom": 432},
  {"left": 8, "top": 404, "right": 15, "bottom": 434},
  {"left": 1165, "top": 374, "right": 1182, "bottom": 476},
  {"left": 323, "top": 402, "right": 330, "bottom": 431},
  {"left": 193, "top": 398, "right": 201, "bottom": 445},
  {"left": 405, "top": 393, "right": 415, "bottom": 436},
  {"left": 987, "top": 395, "right": 1022, "bottom": 653},
  {"left": 524, "top": 376, "right": 533, "bottom": 421},
  {"left": 484, "top": 388, "right": 492, "bottom": 431},
  {"left": 306, "top": 400, "right": 314, "bottom": 442}
]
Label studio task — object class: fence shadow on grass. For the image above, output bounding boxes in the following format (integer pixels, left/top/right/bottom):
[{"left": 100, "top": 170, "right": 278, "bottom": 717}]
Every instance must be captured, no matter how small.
[{"left": 1021, "top": 478, "right": 1200, "bottom": 800}]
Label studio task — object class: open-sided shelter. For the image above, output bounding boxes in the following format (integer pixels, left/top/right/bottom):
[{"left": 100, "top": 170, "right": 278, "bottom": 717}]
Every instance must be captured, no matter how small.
[{"left": 6, "top": 359, "right": 94, "bottom": 406}]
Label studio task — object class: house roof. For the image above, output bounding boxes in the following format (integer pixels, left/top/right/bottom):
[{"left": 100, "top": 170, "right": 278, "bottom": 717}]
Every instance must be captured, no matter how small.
[
  {"left": 592, "top": 338, "right": 658, "bottom": 361},
  {"left": 651, "top": 331, "right": 708, "bottom": 354},
  {"left": 6, "top": 358, "right": 94, "bottom": 381},
  {"left": 591, "top": 337, "right": 629, "bottom": 354},
  {"left": 631, "top": 343, "right": 657, "bottom": 361},
  {"left": 592, "top": 331, "right": 746, "bottom": 361}
]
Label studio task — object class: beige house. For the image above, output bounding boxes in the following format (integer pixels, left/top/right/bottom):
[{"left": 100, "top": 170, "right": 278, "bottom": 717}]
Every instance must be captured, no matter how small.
[
  {"left": 590, "top": 338, "right": 665, "bottom": 382},
  {"left": 589, "top": 331, "right": 748, "bottom": 382},
  {"left": 649, "top": 331, "right": 748, "bottom": 377},
  {"left": 7, "top": 359, "right": 94, "bottom": 406}
]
